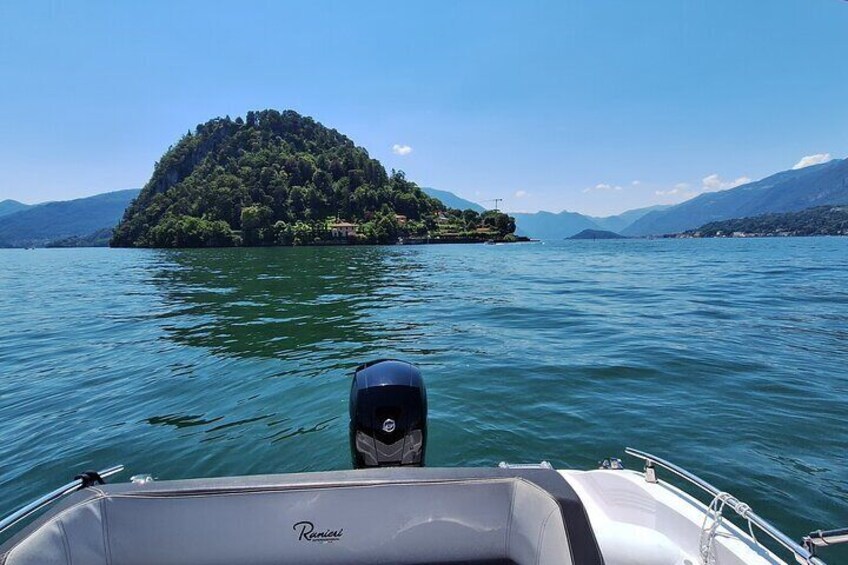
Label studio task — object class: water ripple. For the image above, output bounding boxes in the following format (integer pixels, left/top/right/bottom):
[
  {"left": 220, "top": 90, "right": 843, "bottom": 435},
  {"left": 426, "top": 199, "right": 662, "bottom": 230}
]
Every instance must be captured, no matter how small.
[{"left": 0, "top": 239, "right": 847, "bottom": 556}]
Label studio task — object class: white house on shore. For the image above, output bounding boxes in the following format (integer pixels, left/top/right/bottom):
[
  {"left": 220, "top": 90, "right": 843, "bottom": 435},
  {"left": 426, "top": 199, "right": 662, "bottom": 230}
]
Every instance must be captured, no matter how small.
[{"left": 330, "top": 221, "right": 358, "bottom": 239}]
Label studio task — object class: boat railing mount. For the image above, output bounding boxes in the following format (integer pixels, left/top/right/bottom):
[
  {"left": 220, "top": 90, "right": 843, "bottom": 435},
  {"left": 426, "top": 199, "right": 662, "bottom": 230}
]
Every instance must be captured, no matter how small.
[
  {"left": 0, "top": 465, "right": 124, "bottom": 536},
  {"left": 625, "top": 447, "right": 848, "bottom": 565}
]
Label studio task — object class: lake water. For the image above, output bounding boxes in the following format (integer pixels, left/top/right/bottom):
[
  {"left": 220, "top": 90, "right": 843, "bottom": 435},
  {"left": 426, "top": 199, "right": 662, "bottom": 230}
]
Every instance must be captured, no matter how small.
[{"left": 1, "top": 239, "right": 846, "bottom": 558}]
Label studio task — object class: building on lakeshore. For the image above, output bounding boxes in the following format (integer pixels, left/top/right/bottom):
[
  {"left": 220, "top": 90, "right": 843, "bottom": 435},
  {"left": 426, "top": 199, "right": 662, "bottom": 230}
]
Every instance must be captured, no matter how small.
[{"left": 330, "top": 222, "right": 358, "bottom": 238}]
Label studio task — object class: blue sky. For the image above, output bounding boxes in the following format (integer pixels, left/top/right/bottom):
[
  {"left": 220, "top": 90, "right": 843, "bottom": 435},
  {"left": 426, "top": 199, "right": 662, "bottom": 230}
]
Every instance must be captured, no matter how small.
[{"left": 1, "top": 1, "right": 846, "bottom": 216}]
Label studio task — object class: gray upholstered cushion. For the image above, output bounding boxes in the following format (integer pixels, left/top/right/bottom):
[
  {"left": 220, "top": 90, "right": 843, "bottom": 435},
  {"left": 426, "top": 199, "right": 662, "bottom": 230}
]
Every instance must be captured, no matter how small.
[{"left": 2, "top": 472, "right": 575, "bottom": 565}]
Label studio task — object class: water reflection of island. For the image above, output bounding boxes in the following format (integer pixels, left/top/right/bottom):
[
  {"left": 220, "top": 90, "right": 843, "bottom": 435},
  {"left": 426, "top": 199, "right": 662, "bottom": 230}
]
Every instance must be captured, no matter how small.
[{"left": 149, "top": 246, "right": 431, "bottom": 362}]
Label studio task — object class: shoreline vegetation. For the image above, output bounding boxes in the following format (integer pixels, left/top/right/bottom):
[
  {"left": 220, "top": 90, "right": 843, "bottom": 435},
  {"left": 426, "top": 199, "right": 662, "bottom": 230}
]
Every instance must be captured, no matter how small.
[
  {"left": 16, "top": 202, "right": 848, "bottom": 249},
  {"left": 111, "top": 109, "right": 520, "bottom": 249},
  {"left": 666, "top": 205, "right": 848, "bottom": 239}
]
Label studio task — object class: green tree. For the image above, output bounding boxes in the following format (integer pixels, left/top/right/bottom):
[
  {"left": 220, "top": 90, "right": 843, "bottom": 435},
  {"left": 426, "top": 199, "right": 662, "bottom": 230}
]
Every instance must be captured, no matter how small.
[
  {"left": 241, "top": 204, "right": 273, "bottom": 245},
  {"left": 291, "top": 221, "right": 314, "bottom": 245},
  {"left": 481, "top": 211, "right": 516, "bottom": 237}
]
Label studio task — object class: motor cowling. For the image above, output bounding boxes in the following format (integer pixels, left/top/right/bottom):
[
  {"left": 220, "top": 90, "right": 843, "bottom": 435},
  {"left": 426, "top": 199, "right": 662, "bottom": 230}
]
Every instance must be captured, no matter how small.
[{"left": 349, "top": 359, "right": 427, "bottom": 468}]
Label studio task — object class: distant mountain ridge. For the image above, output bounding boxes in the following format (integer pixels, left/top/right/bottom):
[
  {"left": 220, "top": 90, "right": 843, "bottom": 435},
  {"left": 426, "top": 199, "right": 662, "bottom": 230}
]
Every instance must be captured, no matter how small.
[
  {"left": 512, "top": 205, "right": 670, "bottom": 238},
  {"left": 426, "top": 157, "right": 848, "bottom": 238},
  {"left": 0, "top": 189, "right": 140, "bottom": 247},
  {"left": 590, "top": 205, "right": 671, "bottom": 233},
  {"left": 624, "top": 157, "right": 848, "bottom": 236},
  {"left": 0, "top": 200, "right": 31, "bottom": 218},
  {"left": 421, "top": 188, "right": 666, "bottom": 238},
  {"left": 421, "top": 187, "right": 484, "bottom": 212},
  {"left": 511, "top": 210, "right": 601, "bottom": 239}
]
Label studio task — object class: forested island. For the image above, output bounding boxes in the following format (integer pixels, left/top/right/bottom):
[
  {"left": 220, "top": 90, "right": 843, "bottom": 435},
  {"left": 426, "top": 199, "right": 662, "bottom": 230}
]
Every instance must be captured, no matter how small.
[
  {"left": 111, "top": 110, "right": 517, "bottom": 248},
  {"left": 676, "top": 205, "right": 848, "bottom": 238},
  {"left": 568, "top": 229, "right": 627, "bottom": 240}
]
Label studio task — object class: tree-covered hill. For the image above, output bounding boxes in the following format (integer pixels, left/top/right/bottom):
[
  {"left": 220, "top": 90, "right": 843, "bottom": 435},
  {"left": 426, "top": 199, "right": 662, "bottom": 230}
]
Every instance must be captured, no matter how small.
[
  {"left": 112, "top": 110, "right": 514, "bottom": 247},
  {"left": 683, "top": 205, "right": 848, "bottom": 237},
  {"left": 568, "top": 229, "right": 627, "bottom": 240}
]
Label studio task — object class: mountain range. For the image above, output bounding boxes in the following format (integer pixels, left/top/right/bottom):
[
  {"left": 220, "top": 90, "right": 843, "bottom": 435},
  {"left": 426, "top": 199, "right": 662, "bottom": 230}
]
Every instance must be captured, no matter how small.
[
  {"left": 3, "top": 156, "right": 846, "bottom": 247},
  {"left": 419, "top": 188, "right": 669, "bottom": 238},
  {"left": 424, "top": 156, "right": 848, "bottom": 238},
  {"left": 623, "top": 157, "right": 848, "bottom": 236},
  {"left": 511, "top": 205, "right": 671, "bottom": 240},
  {"left": 0, "top": 190, "right": 139, "bottom": 247}
]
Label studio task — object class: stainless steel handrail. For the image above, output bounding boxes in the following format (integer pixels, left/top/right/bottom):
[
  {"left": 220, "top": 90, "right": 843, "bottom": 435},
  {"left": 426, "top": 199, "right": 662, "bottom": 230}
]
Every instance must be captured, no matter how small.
[
  {"left": 0, "top": 465, "right": 124, "bottom": 534},
  {"left": 805, "top": 527, "right": 848, "bottom": 549},
  {"left": 625, "top": 448, "right": 825, "bottom": 565}
]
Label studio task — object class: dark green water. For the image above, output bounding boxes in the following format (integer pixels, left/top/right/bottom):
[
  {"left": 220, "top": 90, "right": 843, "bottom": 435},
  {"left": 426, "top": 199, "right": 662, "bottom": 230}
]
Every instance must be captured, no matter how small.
[{"left": 1, "top": 239, "right": 846, "bottom": 559}]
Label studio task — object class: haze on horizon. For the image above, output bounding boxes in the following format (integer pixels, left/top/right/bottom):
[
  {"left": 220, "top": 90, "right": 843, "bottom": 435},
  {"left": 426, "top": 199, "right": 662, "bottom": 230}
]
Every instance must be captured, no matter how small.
[{"left": 1, "top": 0, "right": 846, "bottom": 216}]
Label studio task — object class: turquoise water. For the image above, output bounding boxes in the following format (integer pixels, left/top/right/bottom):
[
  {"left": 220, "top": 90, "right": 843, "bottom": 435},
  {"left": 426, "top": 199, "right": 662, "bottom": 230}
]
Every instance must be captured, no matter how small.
[{"left": 1, "top": 239, "right": 847, "bottom": 558}]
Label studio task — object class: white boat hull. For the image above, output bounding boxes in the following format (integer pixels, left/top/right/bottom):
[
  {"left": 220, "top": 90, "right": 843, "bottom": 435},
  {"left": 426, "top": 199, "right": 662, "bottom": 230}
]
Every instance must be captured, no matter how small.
[
  {"left": 563, "top": 469, "right": 784, "bottom": 564},
  {"left": 0, "top": 464, "right": 804, "bottom": 565}
]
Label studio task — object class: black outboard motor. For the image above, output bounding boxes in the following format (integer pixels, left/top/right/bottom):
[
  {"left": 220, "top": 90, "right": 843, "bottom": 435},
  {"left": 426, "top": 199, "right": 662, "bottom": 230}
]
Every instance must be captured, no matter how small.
[{"left": 349, "top": 359, "right": 427, "bottom": 468}]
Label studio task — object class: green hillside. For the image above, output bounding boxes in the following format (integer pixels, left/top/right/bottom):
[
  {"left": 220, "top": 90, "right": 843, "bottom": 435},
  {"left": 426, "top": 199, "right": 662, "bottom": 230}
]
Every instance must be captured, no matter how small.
[
  {"left": 684, "top": 205, "right": 848, "bottom": 237},
  {"left": 568, "top": 229, "right": 627, "bottom": 240},
  {"left": 112, "top": 110, "right": 515, "bottom": 247}
]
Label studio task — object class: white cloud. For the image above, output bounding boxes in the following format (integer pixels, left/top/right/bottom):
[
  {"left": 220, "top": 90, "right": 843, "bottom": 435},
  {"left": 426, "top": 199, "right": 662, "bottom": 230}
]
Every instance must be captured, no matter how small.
[
  {"left": 582, "top": 183, "right": 623, "bottom": 193},
  {"left": 392, "top": 144, "right": 413, "bottom": 156},
  {"left": 701, "top": 174, "right": 722, "bottom": 191},
  {"left": 655, "top": 182, "right": 689, "bottom": 196},
  {"left": 514, "top": 190, "right": 528, "bottom": 198},
  {"left": 792, "top": 153, "right": 831, "bottom": 170},
  {"left": 654, "top": 172, "right": 752, "bottom": 200},
  {"left": 631, "top": 180, "right": 641, "bottom": 186},
  {"left": 701, "top": 173, "right": 751, "bottom": 192}
]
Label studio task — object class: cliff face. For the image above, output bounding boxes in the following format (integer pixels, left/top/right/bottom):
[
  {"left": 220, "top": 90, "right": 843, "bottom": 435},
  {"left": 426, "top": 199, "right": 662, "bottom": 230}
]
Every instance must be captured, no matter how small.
[{"left": 145, "top": 120, "right": 239, "bottom": 199}]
